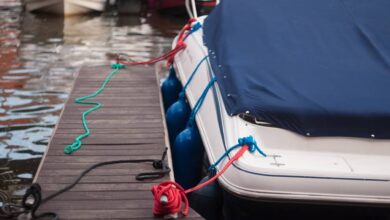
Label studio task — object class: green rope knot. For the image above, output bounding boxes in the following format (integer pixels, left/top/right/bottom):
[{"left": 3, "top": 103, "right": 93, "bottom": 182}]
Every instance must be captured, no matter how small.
[
  {"left": 110, "top": 63, "right": 125, "bottom": 69},
  {"left": 64, "top": 140, "right": 81, "bottom": 155}
]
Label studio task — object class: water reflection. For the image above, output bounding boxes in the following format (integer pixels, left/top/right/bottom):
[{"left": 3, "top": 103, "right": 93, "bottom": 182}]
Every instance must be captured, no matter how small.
[{"left": 0, "top": 0, "right": 185, "bottom": 197}]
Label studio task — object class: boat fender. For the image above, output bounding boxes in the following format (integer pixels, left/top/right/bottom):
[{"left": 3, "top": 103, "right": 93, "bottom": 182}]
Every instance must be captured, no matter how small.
[
  {"left": 171, "top": 78, "right": 217, "bottom": 189},
  {"left": 172, "top": 124, "right": 204, "bottom": 189},
  {"left": 165, "top": 94, "right": 191, "bottom": 146},
  {"left": 161, "top": 67, "right": 182, "bottom": 111}
]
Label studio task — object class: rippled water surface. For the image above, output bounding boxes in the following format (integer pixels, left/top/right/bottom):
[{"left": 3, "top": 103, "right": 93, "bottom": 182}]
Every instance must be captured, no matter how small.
[{"left": 0, "top": 0, "right": 184, "bottom": 197}]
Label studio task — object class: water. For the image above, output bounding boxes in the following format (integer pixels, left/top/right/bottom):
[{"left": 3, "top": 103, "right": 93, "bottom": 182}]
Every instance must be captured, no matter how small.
[{"left": 0, "top": 0, "right": 184, "bottom": 198}]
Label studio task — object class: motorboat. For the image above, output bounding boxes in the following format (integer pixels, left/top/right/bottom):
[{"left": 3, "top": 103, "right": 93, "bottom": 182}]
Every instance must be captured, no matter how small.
[
  {"left": 164, "top": 0, "right": 390, "bottom": 218},
  {"left": 24, "top": 0, "right": 107, "bottom": 15}
]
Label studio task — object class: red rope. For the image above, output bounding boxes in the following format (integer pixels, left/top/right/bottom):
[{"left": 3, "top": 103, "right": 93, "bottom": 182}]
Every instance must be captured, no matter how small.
[
  {"left": 151, "top": 145, "right": 249, "bottom": 217},
  {"left": 117, "top": 18, "right": 196, "bottom": 66},
  {"left": 151, "top": 181, "right": 189, "bottom": 217}
]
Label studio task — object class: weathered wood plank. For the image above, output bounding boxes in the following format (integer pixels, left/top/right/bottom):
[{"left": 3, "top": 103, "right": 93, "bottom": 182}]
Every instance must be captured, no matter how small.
[
  {"left": 38, "top": 176, "right": 161, "bottom": 184},
  {"left": 65, "top": 102, "right": 161, "bottom": 108},
  {"left": 57, "top": 123, "right": 164, "bottom": 129},
  {"left": 57, "top": 119, "right": 163, "bottom": 124},
  {"left": 35, "top": 209, "right": 202, "bottom": 219},
  {"left": 39, "top": 162, "right": 159, "bottom": 171},
  {"left": 55, "top": 128, "right": 164, "bottom": 134},
  {"left": 49, "top": 138, "right": 164, "bottom": 145},
  {"left": 52, "top": 133, "right": 165, "bottom": 139},
  {"left": 39, "top": 168, "right": 152, "bottom": 176},
  {"left": 62, "top": 108, "right": 162, "bottom": 114},
  {"left": 43, "top": 155, "right": 162, "bottom": 163},
  {"left": 47, "top": 144, "right": 166, "bottom": 150},
  {"left": 41, "top": 200, "right": 153, "bottom": 210},
  {"left": 67, "top": 97, "right": 162, "bottom": 102},
  {"left": 40, "top": 191, "right": 153, "bottom": 201},
  {"left": 47, "top": 149, "right": 164, "bottom": 156},
  {"left": 63, "top": 106, "right": 163, "bottom": 112},
  {"left": 39, "top": 183, "right": 152, "bottom": 191},
  {"left": 72, "top": 88, "right": 159, "bottom": 93}
]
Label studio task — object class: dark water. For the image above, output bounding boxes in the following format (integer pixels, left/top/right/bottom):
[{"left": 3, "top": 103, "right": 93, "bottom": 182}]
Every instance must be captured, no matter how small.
[{"left": 0, "top": 0, "right": 184, "bottom": 199}]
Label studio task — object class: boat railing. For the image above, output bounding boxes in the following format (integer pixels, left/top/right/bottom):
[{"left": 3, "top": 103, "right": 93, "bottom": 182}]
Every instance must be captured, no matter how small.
[{"left": 185, "top": 0, "right": 220, "bottom": 18}]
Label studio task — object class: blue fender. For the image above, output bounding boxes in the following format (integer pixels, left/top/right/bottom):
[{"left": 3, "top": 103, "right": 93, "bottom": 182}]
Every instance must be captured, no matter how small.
[
  {"left": 161, "top": 67, "right": 182, "bottom": 111},
  {"left": 165, "top": 97, "right": 191, "bottom": 146},
  {"left": 172, "top": 124, "right": 204, "bottom": 189}
]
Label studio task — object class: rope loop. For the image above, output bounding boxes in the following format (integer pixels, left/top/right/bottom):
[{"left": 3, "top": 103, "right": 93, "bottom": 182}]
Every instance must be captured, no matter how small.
[
  {"left": 21, "top": 183, "right": 57, "bottom": 219},
  {"left": 64, "top": 141, "right": 81, "bottom": 155}
]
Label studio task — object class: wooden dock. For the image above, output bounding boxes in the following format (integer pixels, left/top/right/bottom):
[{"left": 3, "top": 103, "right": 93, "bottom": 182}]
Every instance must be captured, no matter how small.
[{"left": 33, "top": 65, "right": 203, "bottom": 219}]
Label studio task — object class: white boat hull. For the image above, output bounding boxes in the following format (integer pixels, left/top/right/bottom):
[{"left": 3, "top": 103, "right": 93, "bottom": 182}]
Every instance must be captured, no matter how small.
[
  {"left": 25, "top": 0, "right": 106, "bottom": 15},
  {"left": 172, "top": 17, "right": 390, "bottom": 206}
]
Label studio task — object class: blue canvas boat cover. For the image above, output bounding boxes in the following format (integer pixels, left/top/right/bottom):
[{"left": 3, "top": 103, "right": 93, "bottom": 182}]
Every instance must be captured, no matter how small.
[{"left": 204, "top": 0, "right": 390, "bottom": 139}]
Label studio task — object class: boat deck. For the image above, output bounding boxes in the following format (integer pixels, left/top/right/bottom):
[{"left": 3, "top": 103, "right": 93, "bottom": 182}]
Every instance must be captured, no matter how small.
[{"left": 34, "top": 65, "right": 203, "bottom": 219}]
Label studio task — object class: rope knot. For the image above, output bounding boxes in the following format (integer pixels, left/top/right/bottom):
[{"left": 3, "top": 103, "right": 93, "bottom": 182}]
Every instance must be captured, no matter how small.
[
  {"left": 151, "top": 181, "right": 189, "bottom": 217},
  {"left": 176, "top": 40, "right": 186, "bottom": 49},
  {"left": 110, "top": 63, "right": 125, "bottom": 69},
  {"left": 64, "top": 140, "right": 81, "bottom": 155},
  {"left": 238, "top": 136, "right": 256, "bottom": 151},
  {"left": 152, "top": 160, "right": 163, "bottom": 169},
  {"left": 22, "top": 183, "right": 42, "bottom": 211},
  {"left": 238, "top": 136, "right": 267, "bottom": 157}
]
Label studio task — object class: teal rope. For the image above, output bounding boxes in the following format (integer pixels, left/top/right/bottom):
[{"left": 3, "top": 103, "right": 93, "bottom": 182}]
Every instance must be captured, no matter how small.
[
  {"left": 64, "top": 63, "right": 125, "bottom": 154},
  {"left": 209, "top": 136, "right": 267, "bottom": 172},
  {"left": 187, "top": 77, "right": 217, "bottom": 127},
  {"left": 178, "top": 55, "right": 209, "bottom": 100},
  {"left": 64, "top": 23, "right": 203, "bottom": 155}
]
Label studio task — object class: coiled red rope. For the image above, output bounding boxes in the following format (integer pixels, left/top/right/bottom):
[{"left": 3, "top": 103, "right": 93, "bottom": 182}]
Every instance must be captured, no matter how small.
[
  {"left": 151, "top": 145, "right": 249, "bottom": 217},
  {"left": 117, "top": 18, "right": 196, "bottom": 66}
]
